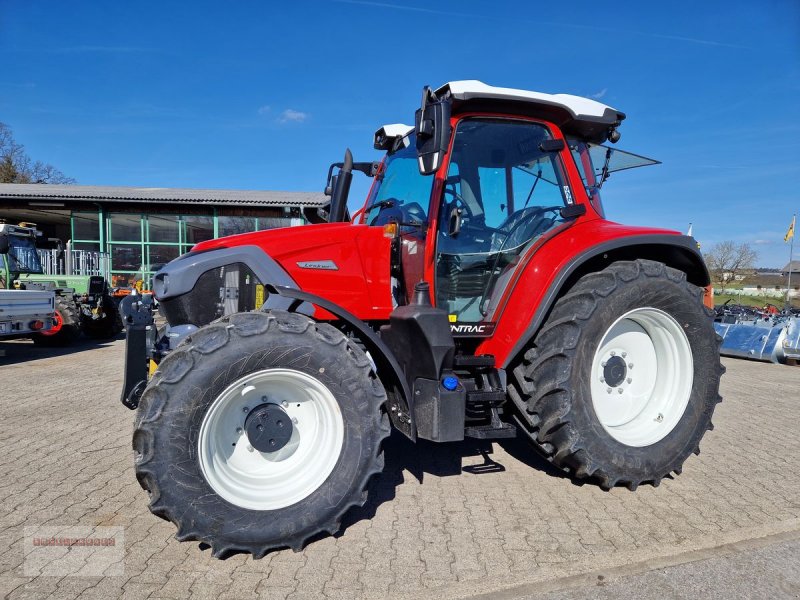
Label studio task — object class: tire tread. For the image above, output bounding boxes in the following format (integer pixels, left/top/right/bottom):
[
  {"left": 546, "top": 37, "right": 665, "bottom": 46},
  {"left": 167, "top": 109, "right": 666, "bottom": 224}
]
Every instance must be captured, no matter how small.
[
  {"left": 508, "top": 259, "right": 723, "bottom": 489},
  {"left": 133, "top": 309, "right": 390, "bottom": 557}
]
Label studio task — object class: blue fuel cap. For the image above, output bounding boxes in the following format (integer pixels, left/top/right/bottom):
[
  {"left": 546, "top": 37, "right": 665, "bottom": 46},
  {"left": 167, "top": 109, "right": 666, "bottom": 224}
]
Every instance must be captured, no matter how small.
[{"left": 442, "top": 376, "right": 459, "bottom": 391}]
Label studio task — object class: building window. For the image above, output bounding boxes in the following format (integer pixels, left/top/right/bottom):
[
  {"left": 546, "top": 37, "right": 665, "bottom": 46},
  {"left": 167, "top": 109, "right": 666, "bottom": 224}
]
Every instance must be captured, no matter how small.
[
  {"left": 147, "top": 244, "right": 181, "bottom": 272},
  {"left": 110, "top": 213, "right": 142, "bottom": 242},
  {"left": 218, "top": 216, "right": 257, "bottom": 237},
  {"left": 72, "top": 242, "right": 101, "bottom": 252},
  {"left": 64, "top": 209, "right": 305, "bottom": 290},
  {"left": 259, "top": 217, "right": 301, "bottom": 230},
  {"left": 72, "top": 211, "right": 100, "bottom": 241},
  {"left": 110, "top": 244, "right": 143, "bottom": 272},
  {"left": 182, "top": 215, "right": 214, "bottom": 246},
  {"left": 147, "top": 215, "right": 179, "bottom": 243}
]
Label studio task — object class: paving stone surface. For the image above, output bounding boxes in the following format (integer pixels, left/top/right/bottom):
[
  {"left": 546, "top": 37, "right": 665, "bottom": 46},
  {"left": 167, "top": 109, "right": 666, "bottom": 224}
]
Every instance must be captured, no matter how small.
[{"left": 0, "top": 337, "right": 798, "bottom": 599}]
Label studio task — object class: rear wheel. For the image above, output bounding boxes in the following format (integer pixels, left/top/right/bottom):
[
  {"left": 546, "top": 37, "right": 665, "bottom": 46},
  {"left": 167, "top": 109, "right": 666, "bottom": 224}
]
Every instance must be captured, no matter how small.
[
  {"left": 133, "top": 310, "right": 389, "bottom": 557},
  {"left": 33, "top": 295, "right": 81, "bottom": 347},
  {"left": 509, "top": 259, "right": 723, "bottom": 489}
]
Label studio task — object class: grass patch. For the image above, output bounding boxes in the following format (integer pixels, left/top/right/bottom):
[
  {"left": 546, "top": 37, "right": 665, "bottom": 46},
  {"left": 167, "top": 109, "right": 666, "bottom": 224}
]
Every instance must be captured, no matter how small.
[{"left": 714, "top": 292, "right": 800, "bottom": 309}]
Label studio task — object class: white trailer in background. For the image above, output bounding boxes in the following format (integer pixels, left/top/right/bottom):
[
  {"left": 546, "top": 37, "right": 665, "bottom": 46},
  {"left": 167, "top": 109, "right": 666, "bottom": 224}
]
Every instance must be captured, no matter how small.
[{"left": 0, "top": 289, "right": 55, "bottom": 339}]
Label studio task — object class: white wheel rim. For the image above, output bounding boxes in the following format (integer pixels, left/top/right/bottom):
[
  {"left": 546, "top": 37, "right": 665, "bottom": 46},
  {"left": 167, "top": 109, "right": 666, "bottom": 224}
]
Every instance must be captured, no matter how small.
[
  {"left": 198, "top": 368, "right": 344, "bottom": 511},
  {"left": 589, "top": 307, "right": 693, "bottom": 447}
]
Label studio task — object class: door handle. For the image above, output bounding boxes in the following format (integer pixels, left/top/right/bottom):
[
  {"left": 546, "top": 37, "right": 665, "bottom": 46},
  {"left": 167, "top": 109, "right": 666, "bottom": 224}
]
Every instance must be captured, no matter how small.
[{"left": 449, "top": 206, "right": 462, "bottom": 237}]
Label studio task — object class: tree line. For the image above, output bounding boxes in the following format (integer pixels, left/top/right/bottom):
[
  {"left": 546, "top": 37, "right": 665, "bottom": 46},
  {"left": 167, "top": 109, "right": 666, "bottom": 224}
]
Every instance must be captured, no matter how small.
[
  {"left": 0, "top": 122, "right": 75, "bottom": 184},
  {"left": 704, "top": 241, "right": 758, "bottom": 292}
]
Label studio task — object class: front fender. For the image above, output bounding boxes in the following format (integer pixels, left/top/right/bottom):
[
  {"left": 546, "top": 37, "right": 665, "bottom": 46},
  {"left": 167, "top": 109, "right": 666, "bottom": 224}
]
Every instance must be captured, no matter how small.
[
  {"left": 152, "top": 245, "right": 314, "bottom": 327},
  {"left": 270, "top": 285, "right": 416, "bottom": 441}
]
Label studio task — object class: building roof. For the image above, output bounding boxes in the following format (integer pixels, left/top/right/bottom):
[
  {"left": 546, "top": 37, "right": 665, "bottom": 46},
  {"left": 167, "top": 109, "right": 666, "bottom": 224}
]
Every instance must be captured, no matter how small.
[
  {"left": 0, "top": 183, "right": 327, "bottom": 207},
  {"left": 782, "top": 260, "right": 800, "bottom": 272}
]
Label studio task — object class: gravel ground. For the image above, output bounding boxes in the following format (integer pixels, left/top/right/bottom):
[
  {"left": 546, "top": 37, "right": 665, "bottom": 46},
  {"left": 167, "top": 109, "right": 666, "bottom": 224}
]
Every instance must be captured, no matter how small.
[{"left": 0, "top": 337, "right": 798, "bottom": 599}]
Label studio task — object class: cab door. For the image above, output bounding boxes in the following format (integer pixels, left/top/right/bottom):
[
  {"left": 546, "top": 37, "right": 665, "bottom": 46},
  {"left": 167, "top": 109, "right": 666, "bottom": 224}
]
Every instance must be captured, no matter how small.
[{"left": 432, "top": 117, "right": 573, "bottom": 331}]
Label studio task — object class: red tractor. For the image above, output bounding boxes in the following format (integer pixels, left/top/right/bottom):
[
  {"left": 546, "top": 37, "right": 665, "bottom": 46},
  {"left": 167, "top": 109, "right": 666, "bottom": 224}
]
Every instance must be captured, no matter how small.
[{"left": 121, "top": 81, "right": 723, "bottom": 558}]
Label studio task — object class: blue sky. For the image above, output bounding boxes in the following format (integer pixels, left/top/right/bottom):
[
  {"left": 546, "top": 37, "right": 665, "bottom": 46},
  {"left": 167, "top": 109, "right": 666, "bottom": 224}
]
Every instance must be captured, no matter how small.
[{"left": 1, "top": 0, "right": 798, "bottom": 266}]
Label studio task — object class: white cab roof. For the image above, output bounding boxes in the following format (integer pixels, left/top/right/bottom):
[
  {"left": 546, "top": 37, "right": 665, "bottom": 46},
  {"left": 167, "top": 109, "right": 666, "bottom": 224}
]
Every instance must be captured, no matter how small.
[
  {"left": 377, "top": 123, "right": 413, "bottom": 138},
  {"left": 437, "top": 80, "right": 622, "bottom": 122}
]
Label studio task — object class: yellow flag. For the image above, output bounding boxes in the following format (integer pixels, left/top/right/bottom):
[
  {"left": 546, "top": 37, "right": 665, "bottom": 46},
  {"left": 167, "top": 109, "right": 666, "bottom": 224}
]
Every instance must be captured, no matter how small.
[{"left": 785, "top": 215, "right": 796, "bottom": 242}]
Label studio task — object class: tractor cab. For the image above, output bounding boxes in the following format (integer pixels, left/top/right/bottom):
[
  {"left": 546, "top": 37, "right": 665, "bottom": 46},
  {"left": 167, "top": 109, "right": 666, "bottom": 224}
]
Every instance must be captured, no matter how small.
[
  {"left": 0, "top": 224, "right": 45, "bottom": 288},
  {"left": 359, "top": 81, "right": 658, "bottom": 331}
]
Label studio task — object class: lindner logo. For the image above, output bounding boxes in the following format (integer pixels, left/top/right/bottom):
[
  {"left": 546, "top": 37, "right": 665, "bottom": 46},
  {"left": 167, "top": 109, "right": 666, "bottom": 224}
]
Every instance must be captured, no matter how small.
[
  {"left": 450, "top": 322, "right": 496, "bottom": 336},
  {"left": 296, "top": 260, "right": 338, "bottom": 271}
]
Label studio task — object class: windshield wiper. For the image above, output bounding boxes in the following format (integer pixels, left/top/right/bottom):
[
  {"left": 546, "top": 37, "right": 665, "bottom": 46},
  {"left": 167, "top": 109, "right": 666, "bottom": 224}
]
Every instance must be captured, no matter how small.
[
  {"left": 365, "top": 198, "right": 396, "bottom": 213},
  {"left": 522, "top": 167, "right": 543, "bottom": 209},
  {"left": 598, "top": 147, "right": 613, "bottom": 188}
]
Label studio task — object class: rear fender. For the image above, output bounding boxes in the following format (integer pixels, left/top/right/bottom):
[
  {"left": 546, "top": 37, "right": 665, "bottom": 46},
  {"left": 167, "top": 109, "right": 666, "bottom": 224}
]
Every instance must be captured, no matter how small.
[{"left": 480, "top": 234, "right": 710, "bottom": 368}]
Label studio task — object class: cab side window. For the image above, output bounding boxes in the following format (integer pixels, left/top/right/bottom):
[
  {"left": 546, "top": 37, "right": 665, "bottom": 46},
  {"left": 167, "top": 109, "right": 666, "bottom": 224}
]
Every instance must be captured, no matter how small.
[{"left": 435, "top": 118, "right": 572, "bottom": 322}]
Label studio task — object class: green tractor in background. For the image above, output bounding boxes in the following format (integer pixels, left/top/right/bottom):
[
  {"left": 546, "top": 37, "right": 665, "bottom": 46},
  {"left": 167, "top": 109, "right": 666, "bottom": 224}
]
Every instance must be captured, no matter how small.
[{"left": 0, "top": 222, "right": 122, "bottom": 346}]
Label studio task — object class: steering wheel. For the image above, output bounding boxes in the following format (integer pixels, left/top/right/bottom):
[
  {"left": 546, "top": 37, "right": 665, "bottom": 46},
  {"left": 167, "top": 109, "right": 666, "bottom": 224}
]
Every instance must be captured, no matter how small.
[{"left": 493, "top": 205, "right": 562, "bottom": 251}]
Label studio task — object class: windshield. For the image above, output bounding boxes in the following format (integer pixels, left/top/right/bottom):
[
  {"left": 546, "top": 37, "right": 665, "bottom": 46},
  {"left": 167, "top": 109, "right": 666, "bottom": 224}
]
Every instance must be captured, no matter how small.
[
  {"left": 7, "top": 236, "right": 43, "bottom": 274},
  {"left": 364, "top": 134, "right": 434, "bottom": 228}
]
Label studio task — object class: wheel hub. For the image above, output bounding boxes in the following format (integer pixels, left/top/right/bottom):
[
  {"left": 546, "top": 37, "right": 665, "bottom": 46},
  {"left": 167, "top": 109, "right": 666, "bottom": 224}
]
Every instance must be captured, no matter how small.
[
  {"left": 602, "top": 355, "right": 628, "bottom": 387},
  {"left": 590, "top": 307, "right": 694, "bottom": 447},
  {"left": 198, "top": 368, "right": 345, "bottom": 510},
  {"left": 244, "top": 403, "right": 293, "bottom": 453}
]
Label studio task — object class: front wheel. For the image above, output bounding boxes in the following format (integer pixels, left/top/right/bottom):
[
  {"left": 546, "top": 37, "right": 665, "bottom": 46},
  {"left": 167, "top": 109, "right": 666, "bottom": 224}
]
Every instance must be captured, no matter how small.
[
  {"left": 133, "top": 310, "right": 389, "bottom": 557},
  {"left": 509, "top": 259, "right": 723, "bottom": 490}
]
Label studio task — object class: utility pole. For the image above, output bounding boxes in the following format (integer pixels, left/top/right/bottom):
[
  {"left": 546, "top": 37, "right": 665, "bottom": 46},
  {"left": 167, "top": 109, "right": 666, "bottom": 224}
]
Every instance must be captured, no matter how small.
[{"left": 786, "top": 213, "right": 796, "bottom": 308}]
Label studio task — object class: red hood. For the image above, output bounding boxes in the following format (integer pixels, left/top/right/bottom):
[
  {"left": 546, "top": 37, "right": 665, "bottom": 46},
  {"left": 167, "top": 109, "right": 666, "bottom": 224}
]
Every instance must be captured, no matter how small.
[{"left": 194, "top": 223, "right": 394, "bottom": 320}]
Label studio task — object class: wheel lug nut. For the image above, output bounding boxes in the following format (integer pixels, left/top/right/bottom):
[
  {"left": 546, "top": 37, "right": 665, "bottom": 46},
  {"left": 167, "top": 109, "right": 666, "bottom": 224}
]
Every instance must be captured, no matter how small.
[
  {"left": 247, "top": 445, "right": 254, "bottom": 452},
  {"left": 281, "top": 400, "right": 289, "bottom": 408},
  {"left": 601, "top": 361, "right": 607, "bottom": 367},
  {"left": 261, "top": 396, "right": 267, "bottom": 402},
  {"left": 236, "top": 427, "right": 243, "bottom": 434},
  {"left": 617, "top": 388, "right": 624, "bottom": 394},
  {"left": 610, "top": 351, "right": 616, "bottom": 356},
  {"left": 627, "top": 378, "right": 632, "bottom": 384},
  {"left": 622, "top": 352, "right": 627, "bottom": 358},
  {"left": 292, "top": 417, "right": 298, "bottom": 424},
  {"left": 606, "top": 387, "right": 612, "bottom": 394},
  {"left": 628, "top": 363, "right": 633, "bottom": 369},
  {"left": 242, "top": 406, "right": 249, "bottom": 413},
  {"left": 600, "top": 377, "right": 605, "bottom": 383},
  {"left": 655, "top": 413, "right": 664, "bottom": 423}
]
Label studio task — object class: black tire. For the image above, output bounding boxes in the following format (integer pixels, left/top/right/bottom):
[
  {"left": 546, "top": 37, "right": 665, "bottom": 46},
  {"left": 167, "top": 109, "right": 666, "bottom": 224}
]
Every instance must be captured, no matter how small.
[
  {"left": 133, "top": 310, "right": 390, "bottom": 558},
  {"left": 82, "top": 295, "right": 123, "bottom": 339},
  {"left": 508, "top": 259, "right": 724, "bottom": 490},
  {"left": 32, "top": 295, "right": 81, "bottom": 347}
]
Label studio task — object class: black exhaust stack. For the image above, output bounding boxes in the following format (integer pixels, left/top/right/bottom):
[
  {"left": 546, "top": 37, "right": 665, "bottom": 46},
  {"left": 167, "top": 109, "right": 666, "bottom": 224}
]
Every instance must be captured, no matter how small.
[{"left": 328, "top": 148, "right": 353, "bottom": 223}]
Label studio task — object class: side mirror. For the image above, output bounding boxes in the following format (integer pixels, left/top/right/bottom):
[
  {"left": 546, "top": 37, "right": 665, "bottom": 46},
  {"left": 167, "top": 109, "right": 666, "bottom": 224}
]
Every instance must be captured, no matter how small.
[
  {"left": 0, "top": 234, "right": 8, "bottom": 255},
  {"left": 415, "top": 86, "right": 451, "bottom": 175}
]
